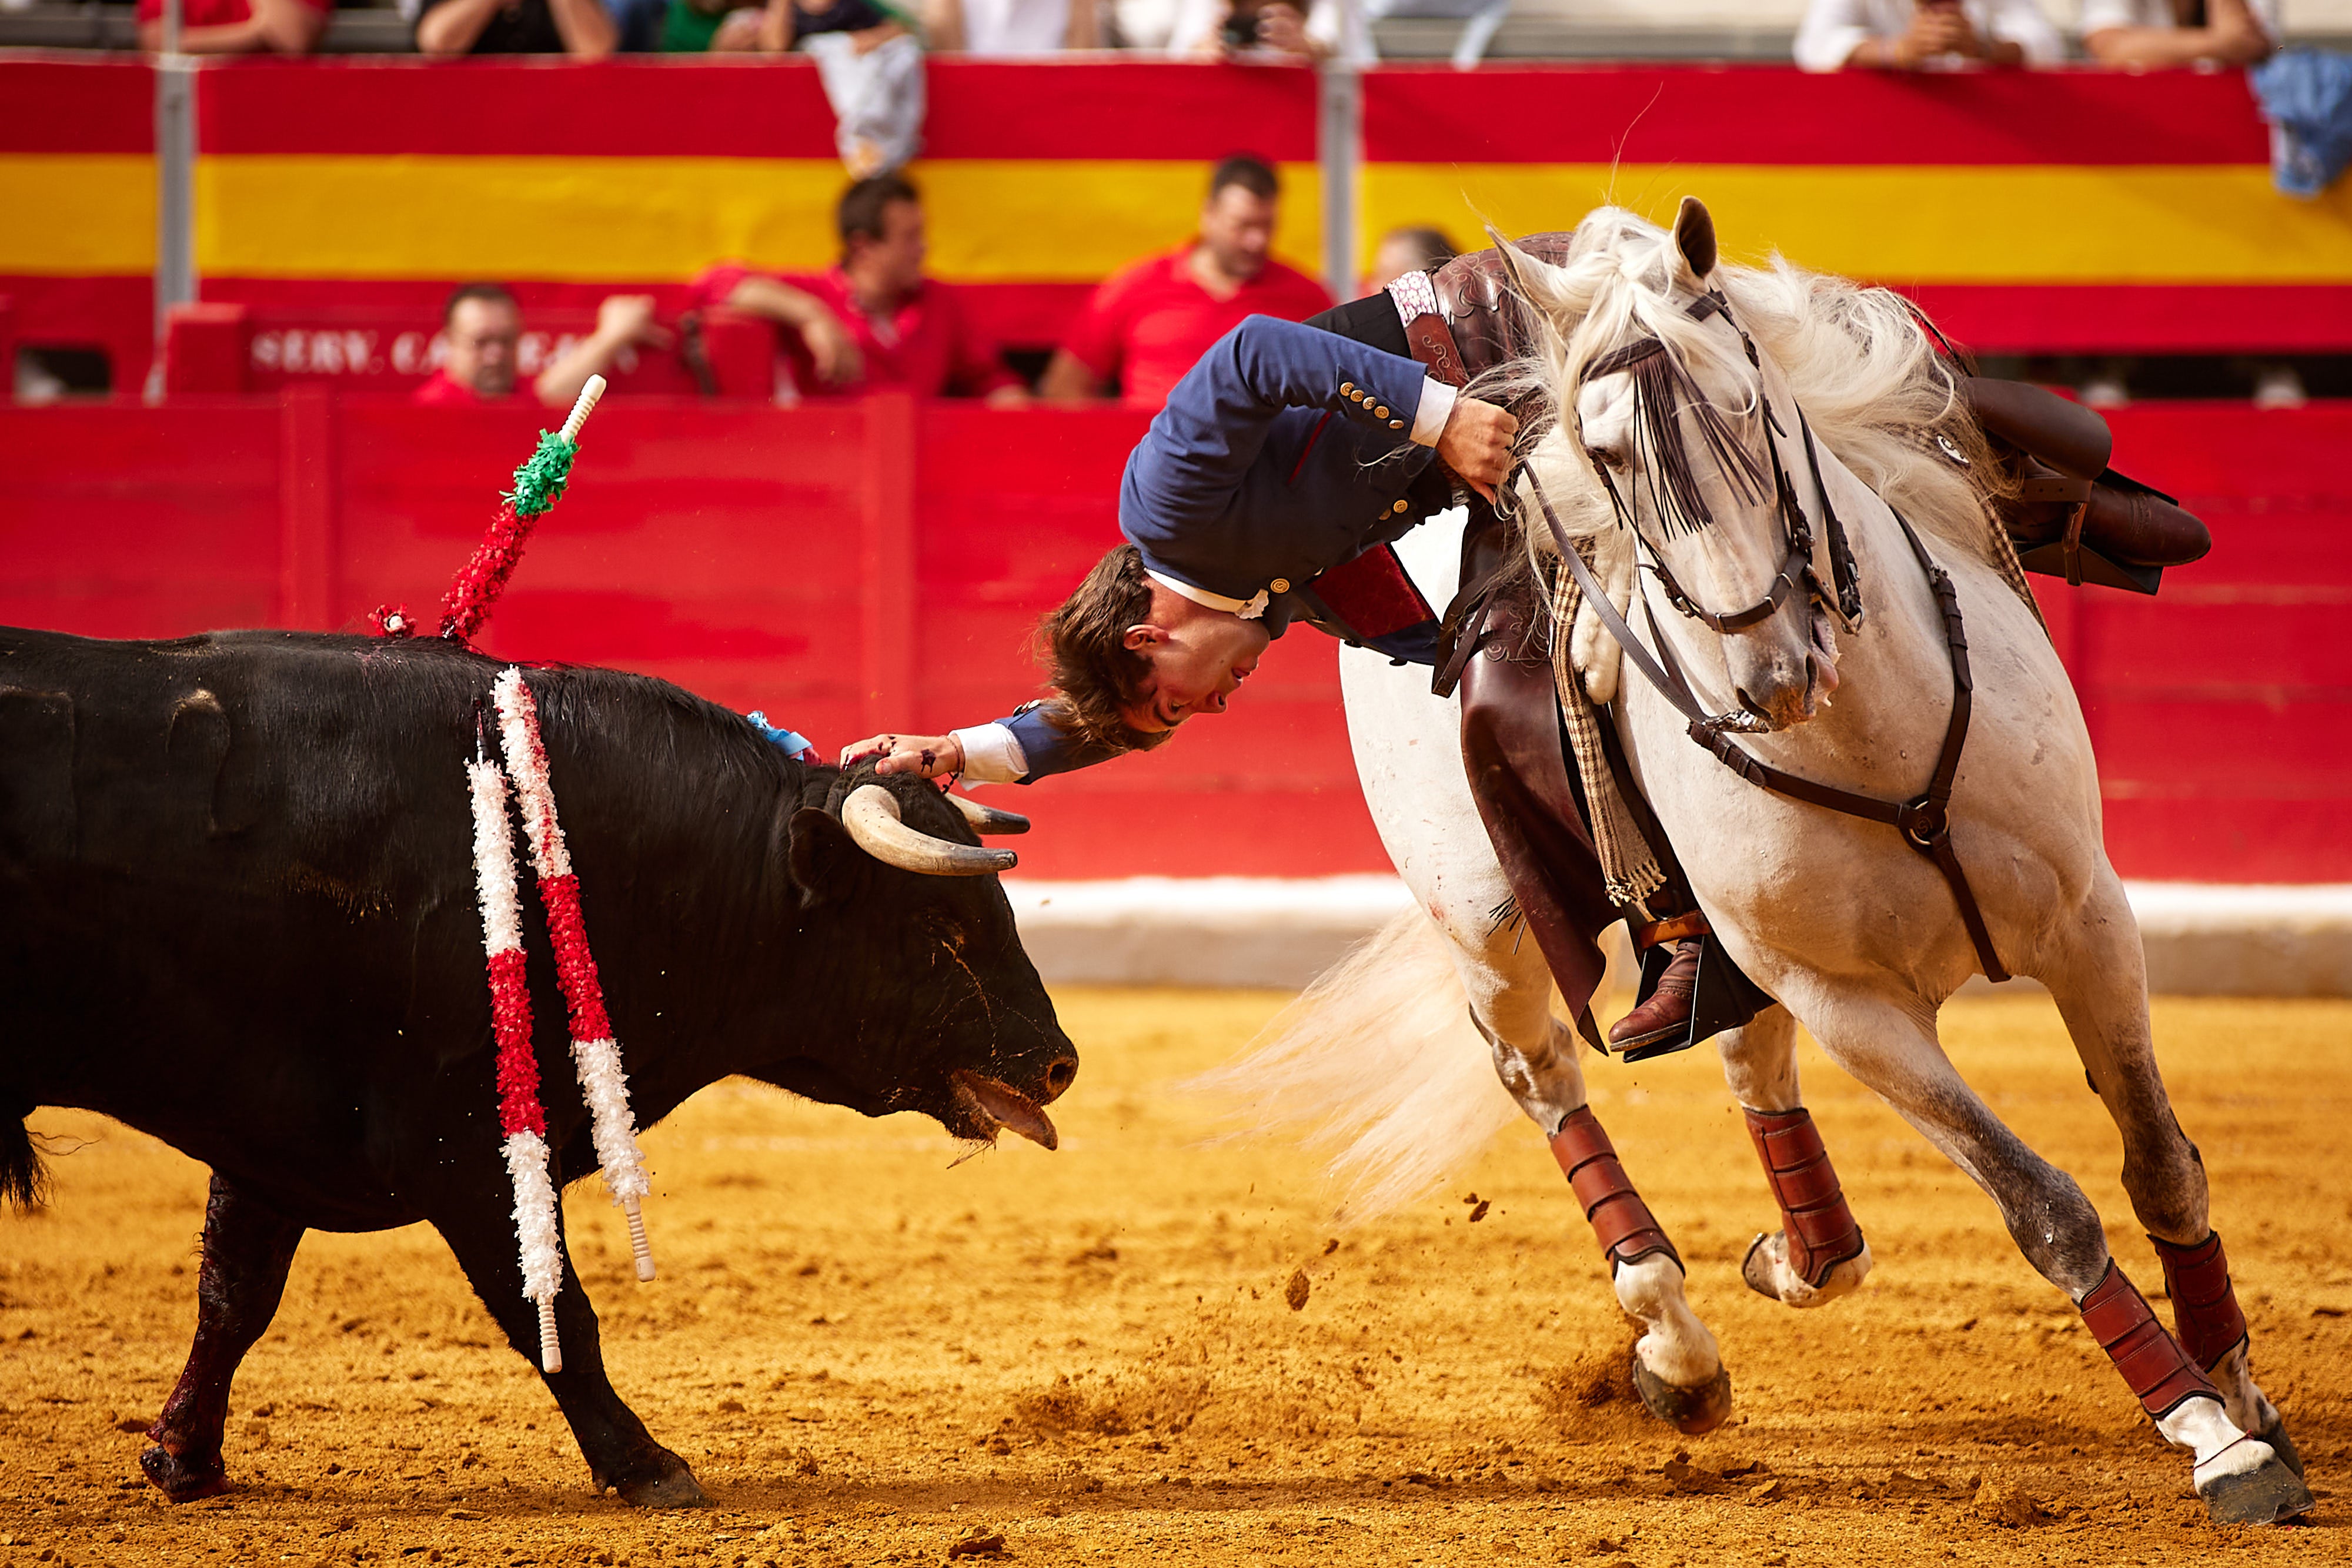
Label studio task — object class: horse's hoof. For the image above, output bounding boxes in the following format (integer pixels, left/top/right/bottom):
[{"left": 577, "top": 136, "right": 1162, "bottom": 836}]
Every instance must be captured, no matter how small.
[
  {"left": 1741, "top": 1232, "right": 1871, "bottom": 1308},
  {"left": 2254, "top": 1417, "right": 2306, "bottom": 1480},
  {"left": 141, "top": 1443, "right": 230, "bottom": 1503},
  {"left": 614, "top": 1460, "right": 707, "bottom": 1509},
  {"left": 2197, "top": 1450, "right": 2313, "bottom": 1526},
  {"left": 1631, "top": 1357, "right": 1733, "bottom": 1436}
]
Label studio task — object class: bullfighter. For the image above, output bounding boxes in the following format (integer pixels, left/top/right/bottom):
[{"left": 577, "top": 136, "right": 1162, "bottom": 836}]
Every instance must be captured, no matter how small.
[{"left": 843, "top": 263, "right": 1718, "bottom": 1054}]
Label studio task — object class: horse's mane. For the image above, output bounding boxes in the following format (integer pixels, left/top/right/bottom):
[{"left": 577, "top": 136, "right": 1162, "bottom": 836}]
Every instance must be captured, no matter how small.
[{"left": 1477, "top": 206, "right": 2012, "bottom": 576}]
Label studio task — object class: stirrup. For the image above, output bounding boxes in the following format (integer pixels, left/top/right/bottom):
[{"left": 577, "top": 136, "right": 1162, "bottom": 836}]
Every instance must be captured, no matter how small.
[{"left": 1621, "top": 932, "right": 1775, "bottom": 1063}]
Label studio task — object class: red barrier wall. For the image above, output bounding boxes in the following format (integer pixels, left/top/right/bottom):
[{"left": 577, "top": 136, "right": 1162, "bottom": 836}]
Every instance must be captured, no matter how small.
[{"left": 2, "top": 399, "right": 2346, "bottom": 882}]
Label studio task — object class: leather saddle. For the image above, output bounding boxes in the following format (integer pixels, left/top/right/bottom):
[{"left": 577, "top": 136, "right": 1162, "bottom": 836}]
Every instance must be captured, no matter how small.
[{"left": 1959, "top": 377, "right": 2210, "bottom": 595}]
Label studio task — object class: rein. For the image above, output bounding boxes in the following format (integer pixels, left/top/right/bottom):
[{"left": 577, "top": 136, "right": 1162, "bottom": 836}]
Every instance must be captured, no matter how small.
[{"left": 1526, "top": 286, "right": 2010, "bottom": 984}]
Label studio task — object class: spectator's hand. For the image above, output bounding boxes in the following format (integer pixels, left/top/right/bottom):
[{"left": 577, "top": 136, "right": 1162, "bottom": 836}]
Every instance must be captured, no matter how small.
[
  {"left": 800, "top": 311, "right": 864, "bottom": 386},
  {"left": 984, "top": 385, "right": 1032, "bottom": 410},
  {"left": 840, "top": 733, "right": 963, "bottom": 780},
  {"left": 1252, "top": 1, "right": 1310, "bottom": 55},
  {"left": 848, "top": 19, "right": 904, "bottom": 52},
  {"left": 2209, "top": 0, "right": 2274, "bottom": 61},
  {"left": 1893, "top": 4, "right": 1972, "bottom": 65},
  {"left": 710, "top": 6, "right": 763, "bottom": 48},
  {"left": 1435, "top": 396, "right": 1519, "bottom": 503},
  {"left": 596, "top": 294, "right": 674, "bottom": 350}
]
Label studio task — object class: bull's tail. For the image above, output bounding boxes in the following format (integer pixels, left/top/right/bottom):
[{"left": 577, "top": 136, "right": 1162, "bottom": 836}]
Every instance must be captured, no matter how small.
[
  {"left": 1, "top": 1102, "right": 48, "bottom": 1212},
  {"left": 1189, "top": 909, "right": 1521, "bottom": 1225}
]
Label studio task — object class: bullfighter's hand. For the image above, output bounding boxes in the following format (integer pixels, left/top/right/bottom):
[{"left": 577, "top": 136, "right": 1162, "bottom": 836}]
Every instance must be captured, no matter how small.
[
  {"left": 1435, "top": 396, "right": 1519, "bottom": 503},
  {"left": 801, "top": 311, "right": 864, "bottom": 386},
  {"left": 838, "top": 732, "right": 964, "bottom": 780}
]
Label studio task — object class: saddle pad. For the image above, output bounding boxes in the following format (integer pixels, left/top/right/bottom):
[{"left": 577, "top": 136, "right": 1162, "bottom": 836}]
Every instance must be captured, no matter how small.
[{"left": 1314, "top": 544, "right": 1435, "bottom": 642}]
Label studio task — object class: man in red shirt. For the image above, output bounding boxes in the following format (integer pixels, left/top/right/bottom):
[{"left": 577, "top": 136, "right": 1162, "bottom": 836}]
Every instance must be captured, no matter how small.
[
  {"left": 694, "top": 175, "right": 1025, "bottom": 405},
  {"left": 1039, "top": 154, "right": 1331, "bottom": 408},
  {"left": 412, "top": 283, "right": 671, "bottom": 407},
  {"left": 136, "top": 0, "right": 326, "bottom": 53}
]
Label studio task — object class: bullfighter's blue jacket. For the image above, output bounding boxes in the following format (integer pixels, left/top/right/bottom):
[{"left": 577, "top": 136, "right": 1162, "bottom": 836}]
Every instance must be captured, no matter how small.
[{"left": 977, "top": 313, "right": 1455, "bottom": 782}]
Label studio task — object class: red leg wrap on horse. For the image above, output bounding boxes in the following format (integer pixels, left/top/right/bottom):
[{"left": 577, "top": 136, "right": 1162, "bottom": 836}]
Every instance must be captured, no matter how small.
[
  {"left": 2078, "top": 1260, "right": 2222, "bottom": 1420},
  {"left": 2149, "top": 1230, "right": 2249, "bottom": 1372},
  {"left": 1549, "top": 1106, "right": 1681, "bottom": 1272},
  {"left": 1740, "top": 1106, "right": 1866, "bottom": 1289}
]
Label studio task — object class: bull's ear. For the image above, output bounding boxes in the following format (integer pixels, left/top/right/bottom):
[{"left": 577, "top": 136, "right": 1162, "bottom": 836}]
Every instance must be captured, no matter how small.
[
  {"left": 787, "top": 805, "right": 864, "bottom": 909},
  {"left": 1673, "top": 196, "right": 1716, "bottom": 282}
]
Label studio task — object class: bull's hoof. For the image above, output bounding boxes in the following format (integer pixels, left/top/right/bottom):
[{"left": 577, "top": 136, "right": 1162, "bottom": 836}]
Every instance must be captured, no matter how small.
[
  {"left": 614, "top": 1459, "right": 707, "bottom": 1508},
  {"left": 141, "top": 1443, "right": 230, "bottom": 1503},
  {"left": 2197, "top": 1449, "right": 2313, "bottom": 1526},
  {"left": 2253, "top": 1417, "right": 2305, "bottom": 1480},
  {"left": 1631, "top": 1358, "right": 1733, "bottom": 1437}
]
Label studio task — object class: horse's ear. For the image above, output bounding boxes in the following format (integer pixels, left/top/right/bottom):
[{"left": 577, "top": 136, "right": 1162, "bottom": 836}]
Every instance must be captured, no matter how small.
[{"left": 1673, "top": 196, "right": 1717, "bottom": 282}]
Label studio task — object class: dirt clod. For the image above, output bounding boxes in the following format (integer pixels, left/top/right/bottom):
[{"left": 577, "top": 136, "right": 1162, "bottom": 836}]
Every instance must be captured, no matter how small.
[
  {"left": 945, "top": 1530, "right": 1007, "bottom": 1559},
  {"left": 1284, "top": 1269, "right": 1311, "bottom": 1311}
]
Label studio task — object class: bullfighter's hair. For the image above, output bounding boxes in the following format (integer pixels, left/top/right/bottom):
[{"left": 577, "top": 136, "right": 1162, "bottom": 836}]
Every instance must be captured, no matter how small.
[{"left": 1033, "top": 543, "right": 1158, "bottom": 756}]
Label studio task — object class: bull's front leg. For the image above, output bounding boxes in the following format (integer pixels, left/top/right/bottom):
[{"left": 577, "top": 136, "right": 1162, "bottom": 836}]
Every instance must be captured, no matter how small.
[
  {"left": 143, "top": 1173, "right": 306, "bottom": 1501},
  {"left": 427, "top": 1180, "right": 704, "bottom": 1506}
]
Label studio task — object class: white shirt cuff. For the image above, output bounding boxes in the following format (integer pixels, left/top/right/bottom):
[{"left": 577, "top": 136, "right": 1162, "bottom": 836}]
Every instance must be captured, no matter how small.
[
  {"left": 1410, "top": 377, "right": 1456, "bottom": 447},
  {"left": 950, "top": 723, "right": 1030, "bottom": 785}
]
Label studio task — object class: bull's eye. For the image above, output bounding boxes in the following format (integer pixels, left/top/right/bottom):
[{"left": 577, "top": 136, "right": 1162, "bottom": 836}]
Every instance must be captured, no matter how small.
[{"left": 925, "top": 913, "right": 970, "bottom": 956}]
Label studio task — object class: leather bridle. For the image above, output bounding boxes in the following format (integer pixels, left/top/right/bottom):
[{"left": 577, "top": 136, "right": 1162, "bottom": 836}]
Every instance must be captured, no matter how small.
[
  {"left": 1521, "top": 286, "right": 2011, "bottom": 984},
  {"left": 1576, "top": 289, "right": 1864, "bottom": 641}
]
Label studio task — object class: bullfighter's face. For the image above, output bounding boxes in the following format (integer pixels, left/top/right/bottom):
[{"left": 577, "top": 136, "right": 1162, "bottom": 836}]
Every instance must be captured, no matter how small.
[{"left": 1117, "top": 586, "right": 1271, "bottom": 734}]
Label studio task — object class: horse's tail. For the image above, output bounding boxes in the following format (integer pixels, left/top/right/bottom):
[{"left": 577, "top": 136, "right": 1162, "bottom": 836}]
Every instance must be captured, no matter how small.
[
  {"left": 1, "top": 1101, "right": 49, "bottom": 1212},
  {"left": 1190, "top": 909, "right": 1522, "bottom": 1225}
]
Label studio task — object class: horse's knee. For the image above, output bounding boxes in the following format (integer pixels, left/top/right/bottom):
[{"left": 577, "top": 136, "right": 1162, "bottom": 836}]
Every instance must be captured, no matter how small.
[{"left": 1999, "top": 1168, "right": 2109, "bottom": 1298}]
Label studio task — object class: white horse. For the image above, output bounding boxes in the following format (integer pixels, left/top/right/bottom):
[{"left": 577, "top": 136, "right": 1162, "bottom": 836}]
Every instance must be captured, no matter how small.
[{"left": 1235, "top": 201, "right": 2310, "bottom": 1526}]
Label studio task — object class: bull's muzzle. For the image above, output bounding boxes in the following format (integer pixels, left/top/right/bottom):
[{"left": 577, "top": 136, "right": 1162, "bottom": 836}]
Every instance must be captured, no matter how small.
[{"left": 950, "top": 1066, "right": 1071, "bottom": 1151}]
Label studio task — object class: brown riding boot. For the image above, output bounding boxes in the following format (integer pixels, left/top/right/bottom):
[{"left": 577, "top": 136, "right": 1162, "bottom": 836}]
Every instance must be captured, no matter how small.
[{"left": 1609, "top": 937, "right": 1701, "bottom": 1053}]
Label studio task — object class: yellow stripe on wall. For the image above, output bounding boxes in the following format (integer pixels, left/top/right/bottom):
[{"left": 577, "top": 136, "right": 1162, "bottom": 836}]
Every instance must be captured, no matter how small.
[
  {"left": 1365, "top": 164, "right": 2352, "bottom": 284},
  {"left": 0, "top": 155, "right": 156, "bottom": 273},
  {"left": 196, "top": 156, "right": 1322, "bottom": 282}
]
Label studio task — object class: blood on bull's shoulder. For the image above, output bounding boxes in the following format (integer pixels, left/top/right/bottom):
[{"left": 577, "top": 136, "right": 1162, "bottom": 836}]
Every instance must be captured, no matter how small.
[{"left": 0, "top": 623, "right": 1076, "bottom": 1507}]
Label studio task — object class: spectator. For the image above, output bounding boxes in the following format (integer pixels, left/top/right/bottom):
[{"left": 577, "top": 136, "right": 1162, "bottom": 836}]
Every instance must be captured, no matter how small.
[
  {"left": 654, "top": 0, "right": 767, "bottom": 48},
  {"left": 136, "top": 0, "right": 326, "bottom": 54},
  {"left": 415, "top": 0, "right": 615, "bottom": 55},
  {"left": 1366, "top": 225, "right": 1457, "bottom": 291},
  {"left": 923, "top": 0, "right": 1095, "bottom": 52},
  {"left": 2083, "top": 0, "right": 2275, "bottom": 66},
  {"left": 1040, "top": 155, "right": 1332, "bottom": 407},
  {"left": 1794, "top": 0, "right": 2061, "bottom": 71},
  {"left": 751, "top": 0, "right": 908, "bottom": 51},
  {"left": 694, "top": 174, "right": 1027, "bottom": 403},
  {"left": 1166, "top": 0, "right": 1364, "bottom": 59},
  {"left": 413, "top": 284, "right": 670, "bottom": 407},
  {"left": 1105, "top": 0, "right": 1180, "bottom": 46}
]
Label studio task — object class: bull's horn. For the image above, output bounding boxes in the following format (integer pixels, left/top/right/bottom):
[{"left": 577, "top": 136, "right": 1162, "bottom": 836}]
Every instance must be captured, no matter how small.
[
  {"left": 842, "top": 784, "right": 1017, "bottom": 877},
  {"left": 946, "top": 792, "right": 1031, "bottom": 835}
]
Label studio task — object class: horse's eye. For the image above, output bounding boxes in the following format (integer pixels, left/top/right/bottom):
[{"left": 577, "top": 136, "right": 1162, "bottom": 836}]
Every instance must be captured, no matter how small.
[{"left": 1585, "top": 444, "right": 1626, "bottom": 472}]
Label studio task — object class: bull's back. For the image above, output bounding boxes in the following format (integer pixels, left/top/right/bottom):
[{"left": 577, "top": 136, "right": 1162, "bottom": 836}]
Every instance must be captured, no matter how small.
[{"left": 0, "top": 628, "right": 497, "bottom": 1194}]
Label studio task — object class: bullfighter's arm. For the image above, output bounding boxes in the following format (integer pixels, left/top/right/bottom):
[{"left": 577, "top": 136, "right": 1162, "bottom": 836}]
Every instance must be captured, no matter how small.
[{"left": 1126, "top": 315, "right": 1439, "bottom": 530}]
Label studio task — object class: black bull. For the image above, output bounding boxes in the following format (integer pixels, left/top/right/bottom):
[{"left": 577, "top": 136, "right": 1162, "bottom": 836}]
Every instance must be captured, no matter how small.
[{"left": 0, "top": 627, "right": 1078, "bottom": 1506}]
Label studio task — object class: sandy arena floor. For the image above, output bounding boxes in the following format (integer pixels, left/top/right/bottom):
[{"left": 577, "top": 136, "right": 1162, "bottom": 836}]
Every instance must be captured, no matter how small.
[{"left": 2, "top": 990, "right": 2346, "bottom": 1567}]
